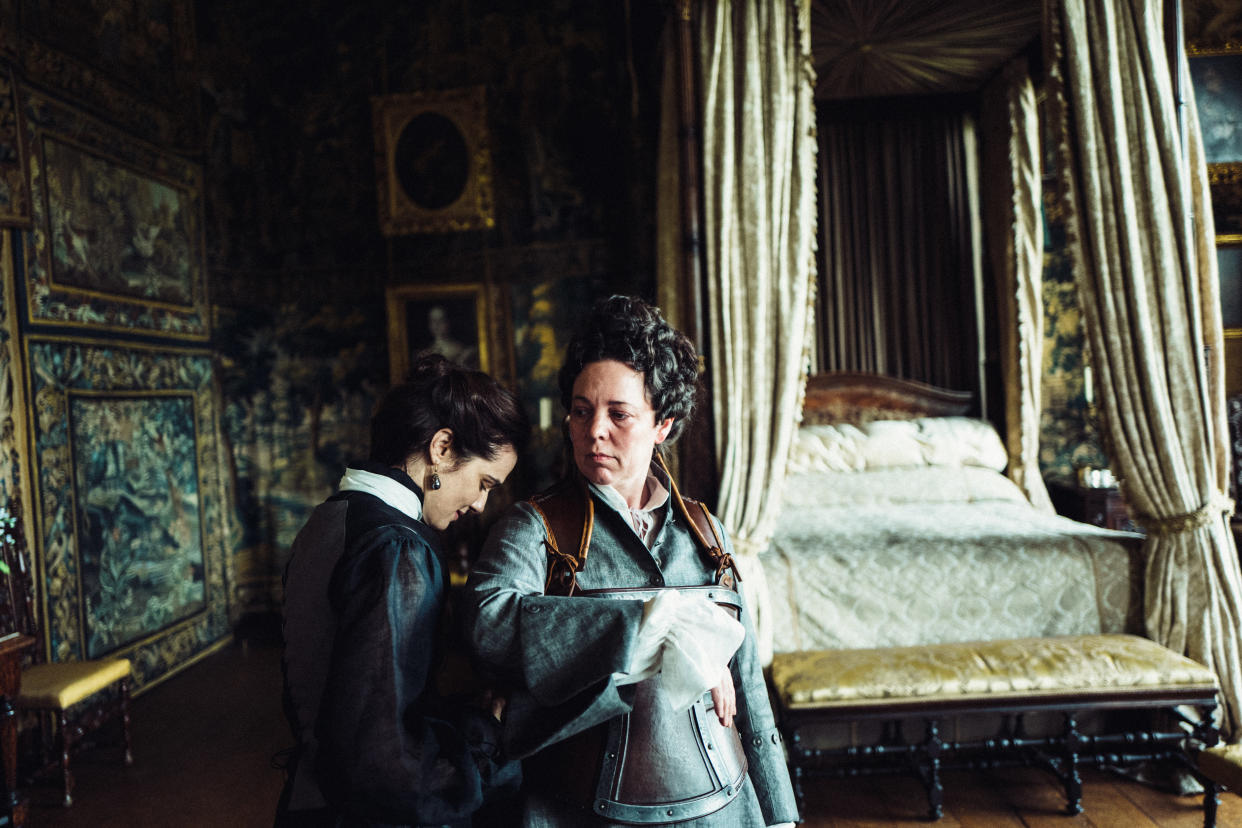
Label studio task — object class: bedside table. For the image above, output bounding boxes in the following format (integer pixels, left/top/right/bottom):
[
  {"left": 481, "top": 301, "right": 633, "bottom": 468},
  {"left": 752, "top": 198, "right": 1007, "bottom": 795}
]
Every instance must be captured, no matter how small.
[{"left": 1048, "top": 481, "right": 1142, "bottom": 533}]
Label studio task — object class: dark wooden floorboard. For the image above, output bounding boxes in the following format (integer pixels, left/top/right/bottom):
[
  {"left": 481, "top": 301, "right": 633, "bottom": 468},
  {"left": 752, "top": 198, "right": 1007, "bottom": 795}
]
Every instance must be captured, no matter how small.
[
  {"left": 20, "top": 617, "right": 1242, "bottom": 827},
  {"left": 802, "top": 765, "right": 1242, "bottom": 827}
]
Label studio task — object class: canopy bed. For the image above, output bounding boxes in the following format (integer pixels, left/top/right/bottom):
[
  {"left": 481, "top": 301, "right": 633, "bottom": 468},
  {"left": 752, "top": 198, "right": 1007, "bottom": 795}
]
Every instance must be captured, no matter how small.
[
  {"left": 765, "top": 372, "right": 1146, "bottom": 656},
  {"left": 655, "top": 0, "right": 1242, "bottom": 762}
]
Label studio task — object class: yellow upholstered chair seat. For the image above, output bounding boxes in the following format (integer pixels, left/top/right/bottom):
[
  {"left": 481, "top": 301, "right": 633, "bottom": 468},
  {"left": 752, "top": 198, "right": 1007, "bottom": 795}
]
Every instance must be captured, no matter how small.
[
  {"left": 1199, "top": 743, "right": 1242, "bottom": 793},
  {"left": 771, "top": 634, "right": 1219, "bottom": 712},
  {"left": 18, "top": 659, "right": 132, "bottom": 709}
]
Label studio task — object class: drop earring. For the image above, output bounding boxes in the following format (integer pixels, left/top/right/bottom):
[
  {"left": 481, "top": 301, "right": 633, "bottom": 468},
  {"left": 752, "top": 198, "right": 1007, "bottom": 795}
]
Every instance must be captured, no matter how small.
[{"left": 430, "top": 466, "right": 442, "bottom": 491}]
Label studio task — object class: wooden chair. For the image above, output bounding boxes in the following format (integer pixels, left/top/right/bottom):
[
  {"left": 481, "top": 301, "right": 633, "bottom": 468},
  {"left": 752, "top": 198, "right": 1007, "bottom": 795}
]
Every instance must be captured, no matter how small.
[{"left": 0, "top": 496, "right": 133, "bottom": 807}]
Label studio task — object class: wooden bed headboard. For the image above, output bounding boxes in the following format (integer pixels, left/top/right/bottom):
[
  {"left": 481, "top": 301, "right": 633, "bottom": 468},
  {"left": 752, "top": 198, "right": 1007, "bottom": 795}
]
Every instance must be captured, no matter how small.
[{"left": 802, "top": 372, "right": 973, "bottom": 426}]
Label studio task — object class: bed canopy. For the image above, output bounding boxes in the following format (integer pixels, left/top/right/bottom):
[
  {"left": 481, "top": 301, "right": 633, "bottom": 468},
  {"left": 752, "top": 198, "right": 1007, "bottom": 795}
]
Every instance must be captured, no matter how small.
[{"left": 656, "top": 0, "right": 1242, "bottom": 739}]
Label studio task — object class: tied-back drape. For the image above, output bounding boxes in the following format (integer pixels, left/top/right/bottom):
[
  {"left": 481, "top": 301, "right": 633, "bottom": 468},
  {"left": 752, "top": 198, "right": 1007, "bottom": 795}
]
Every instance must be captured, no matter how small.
[
  {"left": 979, "top": 55, "right": 1054, "bottom": 513},
  {"left": 692, "top": 0, "right": 817, "bottom": 665},
  {"left": 1046, "top": 0, "right": 1242, "bottom": 736}
]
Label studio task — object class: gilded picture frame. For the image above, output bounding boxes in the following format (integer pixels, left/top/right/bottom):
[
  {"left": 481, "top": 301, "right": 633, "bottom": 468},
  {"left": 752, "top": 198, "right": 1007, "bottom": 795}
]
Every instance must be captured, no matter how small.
[
  {"left": 1211, "top": 163, "right": 1242, "bottom": 243},
  {"left": 1186, "top": 4, "right": 1242, "bottom": 57},
  {"left": 23, "top": 336, "right": 230, "bottom": 688},
  {"left": 386, "top": 283, "right": 490, "bottom": 385},
  {"left": 18, "top": 85, "right": 209, "bottom": 340},
  {"left": 371, "top": 87, "right": 495, "bottom": 235}
]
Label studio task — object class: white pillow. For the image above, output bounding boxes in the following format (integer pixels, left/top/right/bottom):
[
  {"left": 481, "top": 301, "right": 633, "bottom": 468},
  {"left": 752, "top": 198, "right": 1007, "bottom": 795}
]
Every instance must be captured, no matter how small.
[
  {"left": 789, "top": 417, "right": 1009, "bottom": 473},
  {"left": 911, "top": 417, "right": 1008, "bottom": 471},
  {"left": 787, "top": 424, "right": 868, "bottom": 474},
  {"left": 858, "top": 420, "right": 925, "bottom": 468}
]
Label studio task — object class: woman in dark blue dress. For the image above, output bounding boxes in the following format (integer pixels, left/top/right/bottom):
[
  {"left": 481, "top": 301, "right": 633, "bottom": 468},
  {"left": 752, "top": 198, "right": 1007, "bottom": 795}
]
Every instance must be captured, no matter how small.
[{"left": 277, "top": 354, "right": 528, "bottom": 827}]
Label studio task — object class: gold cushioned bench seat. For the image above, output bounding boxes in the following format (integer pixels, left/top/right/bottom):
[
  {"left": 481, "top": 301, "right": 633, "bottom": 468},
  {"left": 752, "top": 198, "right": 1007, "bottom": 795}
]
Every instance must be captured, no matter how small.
[
  {"left": 771, "top": 634, "right": 1219, "bottom": 714},
  {"left": 770, "top": 634, "right": 1222, "bottom": 823}
]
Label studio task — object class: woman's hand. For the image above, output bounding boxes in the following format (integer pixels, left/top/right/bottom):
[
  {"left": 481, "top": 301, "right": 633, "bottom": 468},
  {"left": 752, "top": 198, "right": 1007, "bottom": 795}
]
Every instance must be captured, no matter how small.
[
  {"left": 478, "top": 688, "right": 506, "bottom": 722},
  {"left": 710, "top": 667, "right": 736, "bottom": 727}
]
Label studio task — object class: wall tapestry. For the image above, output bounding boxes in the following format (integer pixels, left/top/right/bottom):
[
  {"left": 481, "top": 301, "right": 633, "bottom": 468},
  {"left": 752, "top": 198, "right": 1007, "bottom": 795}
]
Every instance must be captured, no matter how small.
[
  {"left": 0, "top": 230, "right": 31, "bottom": 534},
  {"left": 511, "top": 273, "right": 600, "bottom": 491},
  {"left": 0, "top": 67, "right": 28, "bottom": 227},
  {"left": 18, "top": 86, "right": 209, "bottom": 340},
  {"left": 16, "top": 0, "right": 197, "bottom": 149},
  {"left": 214, "top": 301, "right": 381, "bottom": 617},
  {"left": 1039, "top": 202, "right": 1108, "bottom": 484},
  {"left": 0, "top": 0, "right": 15, "bottom": 61},
  {"left": 25, "top": 336, "right": 229, "bottom": 688}
]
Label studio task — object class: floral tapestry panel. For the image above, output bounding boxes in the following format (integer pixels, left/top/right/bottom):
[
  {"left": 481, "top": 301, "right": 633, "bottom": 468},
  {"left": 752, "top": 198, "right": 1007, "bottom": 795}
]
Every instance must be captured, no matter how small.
[
  {"left": 1039, "top": 201, "right": 1109, "bottom": 484},
  {"left": 214, "top": 301, "right": 382, "bottom": 615},
  {"left": 44, "top": 138, "right": 196, "bottom": 306},
  {"left": 19, "top": 0, "right": 196, "bottom": 112},
  {"left": 17, "top": 0, "right": 198, "bottom": 147},
  {"left": 69, "top": 394, "right": 206, "bottom": 659},
  {"left": 510, "top": 274, "right": 599, "bottom": 491},
  {"left": 0, "top": 66, "right": 29, "bottom": 226},
  {"left": 19, "top": 86, "right": 208, "bottom": 340},
  {"left": 27, "top": 337, "right": 228, "bottom": 687}
]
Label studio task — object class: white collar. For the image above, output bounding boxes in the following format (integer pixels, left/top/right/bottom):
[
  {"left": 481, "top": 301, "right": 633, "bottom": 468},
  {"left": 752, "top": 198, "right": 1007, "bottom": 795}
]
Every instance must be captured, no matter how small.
[
  {"left": 337, "top": 467, "right": 423, "bottom": 522},
  {"left": 589, "top": 473, "right": 670, "bottom": 516}
]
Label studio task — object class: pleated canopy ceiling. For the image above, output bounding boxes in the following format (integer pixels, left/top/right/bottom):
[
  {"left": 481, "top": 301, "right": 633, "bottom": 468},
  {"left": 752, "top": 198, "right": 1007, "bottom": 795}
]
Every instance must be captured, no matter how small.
[{"left": 812, "top": 0, "right": 1041, "bottom": 100}]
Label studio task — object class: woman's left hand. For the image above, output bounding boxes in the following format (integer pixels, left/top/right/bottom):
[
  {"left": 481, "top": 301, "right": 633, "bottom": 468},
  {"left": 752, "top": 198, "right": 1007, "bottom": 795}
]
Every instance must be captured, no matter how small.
[{"left": 710, "top": 667, "right": 736, "bottom": 727}]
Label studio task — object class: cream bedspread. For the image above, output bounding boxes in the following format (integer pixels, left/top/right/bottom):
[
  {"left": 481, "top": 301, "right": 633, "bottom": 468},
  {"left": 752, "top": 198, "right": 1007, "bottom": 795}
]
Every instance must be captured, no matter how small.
[{"left": 764, "top": 421, "right": 1145, "bottom": 654}]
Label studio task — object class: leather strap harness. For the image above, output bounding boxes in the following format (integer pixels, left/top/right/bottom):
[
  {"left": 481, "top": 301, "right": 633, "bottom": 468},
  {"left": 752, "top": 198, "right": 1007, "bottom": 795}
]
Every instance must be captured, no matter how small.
[
  {"left": 521, "top": 454, "right": 749, "bottom": 823},
  {"left": 528, "top": 453, "right": 739, "bottom": 596}
]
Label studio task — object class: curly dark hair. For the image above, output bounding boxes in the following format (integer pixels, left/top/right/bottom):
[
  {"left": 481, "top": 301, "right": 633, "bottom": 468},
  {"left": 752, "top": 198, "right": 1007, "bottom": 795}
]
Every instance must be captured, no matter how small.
[
  {"left": 557, "top": 295, "right": 700, "bottom": 443},
  {"left": 370, "top": 354, "right": 529, "bottom": 468}
]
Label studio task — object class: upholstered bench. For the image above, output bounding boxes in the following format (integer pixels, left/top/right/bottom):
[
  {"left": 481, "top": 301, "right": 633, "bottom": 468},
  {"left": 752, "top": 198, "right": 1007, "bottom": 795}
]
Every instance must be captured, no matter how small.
[
  {"left": 1197, "top": 743, "right": 1242, "bottom": 825},
  {"left": 769, "top": 634, "right": 1221, "bottom": 821}
]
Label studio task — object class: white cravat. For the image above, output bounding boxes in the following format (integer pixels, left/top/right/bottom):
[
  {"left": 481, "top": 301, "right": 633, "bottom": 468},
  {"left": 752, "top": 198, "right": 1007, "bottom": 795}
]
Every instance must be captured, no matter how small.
[
  {"left": 337, "top": 468, "right": 423, "bottom": 522},
  {"left": 590, "top": 475, "right": 670, "bottom": 547}
]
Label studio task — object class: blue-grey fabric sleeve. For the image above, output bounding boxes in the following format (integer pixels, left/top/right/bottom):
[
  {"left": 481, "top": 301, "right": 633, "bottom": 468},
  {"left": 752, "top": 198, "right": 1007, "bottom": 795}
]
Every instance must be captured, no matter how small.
[{"left": 465, "top": 502, "right": 645, "bottom": 757}]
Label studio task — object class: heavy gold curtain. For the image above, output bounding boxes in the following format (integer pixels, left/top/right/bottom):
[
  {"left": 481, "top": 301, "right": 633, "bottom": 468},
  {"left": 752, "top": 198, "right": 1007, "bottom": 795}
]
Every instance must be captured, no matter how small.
[
  {"left": 1046, "top": 0, "right": 1242, "bottom": 736},
  {"left": 661, "top": 0, "right": 817, "bottom": 665},
  {"left": 979, "top": 56, "right": 1053, "bottom": 512}
]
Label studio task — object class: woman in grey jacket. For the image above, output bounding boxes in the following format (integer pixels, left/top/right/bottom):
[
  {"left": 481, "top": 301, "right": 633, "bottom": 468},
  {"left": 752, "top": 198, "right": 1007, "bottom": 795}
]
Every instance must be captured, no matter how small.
[{"left": 465, "top": 296, "right": 797, "bottom": 827}]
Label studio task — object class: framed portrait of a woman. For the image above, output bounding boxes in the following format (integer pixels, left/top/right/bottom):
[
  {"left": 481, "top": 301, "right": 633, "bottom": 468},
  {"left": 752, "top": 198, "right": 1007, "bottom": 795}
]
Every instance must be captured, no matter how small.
[{"left": 386, "top": 283, "right": 490, "bottom": 385}]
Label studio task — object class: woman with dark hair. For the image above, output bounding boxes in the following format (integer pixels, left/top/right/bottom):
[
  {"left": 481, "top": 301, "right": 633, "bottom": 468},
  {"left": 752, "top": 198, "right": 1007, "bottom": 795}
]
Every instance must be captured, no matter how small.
[
  {"left": 277, "top": 354, "right": 528, "bottom": 827},
  {"left": 464, "top": 296, "right": 798, "bottom": 827}
]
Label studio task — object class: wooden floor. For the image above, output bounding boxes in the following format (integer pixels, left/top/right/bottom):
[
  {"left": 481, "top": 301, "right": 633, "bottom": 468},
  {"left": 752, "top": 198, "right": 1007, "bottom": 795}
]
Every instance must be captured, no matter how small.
[
  {"left": 799, "top": 765, "right": 1241, "bottom": 827},
  {"left": 18, "top": 615, "right": 1242, "bottom": 827}
]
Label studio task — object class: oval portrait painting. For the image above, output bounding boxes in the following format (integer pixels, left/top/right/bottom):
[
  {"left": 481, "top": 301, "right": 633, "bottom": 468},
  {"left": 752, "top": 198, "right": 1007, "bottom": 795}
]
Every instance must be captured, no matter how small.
[{"left": 394, "top": 112, "right": 470, "bottom": 210}]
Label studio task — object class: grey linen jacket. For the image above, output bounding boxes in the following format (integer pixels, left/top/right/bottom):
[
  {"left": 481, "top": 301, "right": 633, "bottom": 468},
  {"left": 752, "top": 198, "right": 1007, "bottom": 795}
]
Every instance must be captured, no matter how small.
[{"left": 463, "top": 470, "right": 799, "bottom": 827}]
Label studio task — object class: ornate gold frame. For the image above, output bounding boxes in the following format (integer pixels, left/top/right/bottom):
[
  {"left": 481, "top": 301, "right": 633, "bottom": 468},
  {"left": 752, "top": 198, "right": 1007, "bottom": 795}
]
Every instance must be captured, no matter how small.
[
  {"left": 1211, "top": 163, "right": 1242, "bottom": 244},
  {"left": 385, "top": 283, "right": 491, "bottom": 385},
  {"left": 371, "top": 87, "right": 495, "bottom": 235},
  {"left": 21, "top": 335, "right": 230, "bottom": 689}
]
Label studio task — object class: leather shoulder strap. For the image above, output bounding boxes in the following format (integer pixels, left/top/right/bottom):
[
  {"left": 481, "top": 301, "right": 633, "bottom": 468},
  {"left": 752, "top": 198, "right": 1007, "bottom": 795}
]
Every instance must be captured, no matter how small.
[
  {"left": 655, "top": 453, "right": 740, "bottom": 589},
  {"left": 529, "top": 463, "right": 740, "bottom": 593},
  {"left": 528, "top": 478, "right": 594, "bottom": 596}
]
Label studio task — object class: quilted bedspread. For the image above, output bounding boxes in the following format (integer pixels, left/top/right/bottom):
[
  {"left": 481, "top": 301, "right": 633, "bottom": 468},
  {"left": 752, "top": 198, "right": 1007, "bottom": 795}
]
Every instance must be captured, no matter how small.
[{"left": 763, "top": 422, "right": 1146, "bottom": 654}]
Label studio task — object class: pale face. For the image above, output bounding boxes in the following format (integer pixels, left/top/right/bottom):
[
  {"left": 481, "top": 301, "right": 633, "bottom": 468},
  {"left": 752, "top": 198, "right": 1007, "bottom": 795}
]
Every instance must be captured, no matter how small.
[
  {"left": 568, "top": 359, "right": 673, "bottom": 508},
  {"left": 421, "top": 445, "right": 518, "bottom": 530}
]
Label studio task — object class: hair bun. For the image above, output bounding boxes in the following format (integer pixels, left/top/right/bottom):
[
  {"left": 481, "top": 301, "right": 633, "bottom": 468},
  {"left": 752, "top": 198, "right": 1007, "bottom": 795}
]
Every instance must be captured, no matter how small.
[{"left": 406, "top": 353, "right": 454, "bottom": 385}]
